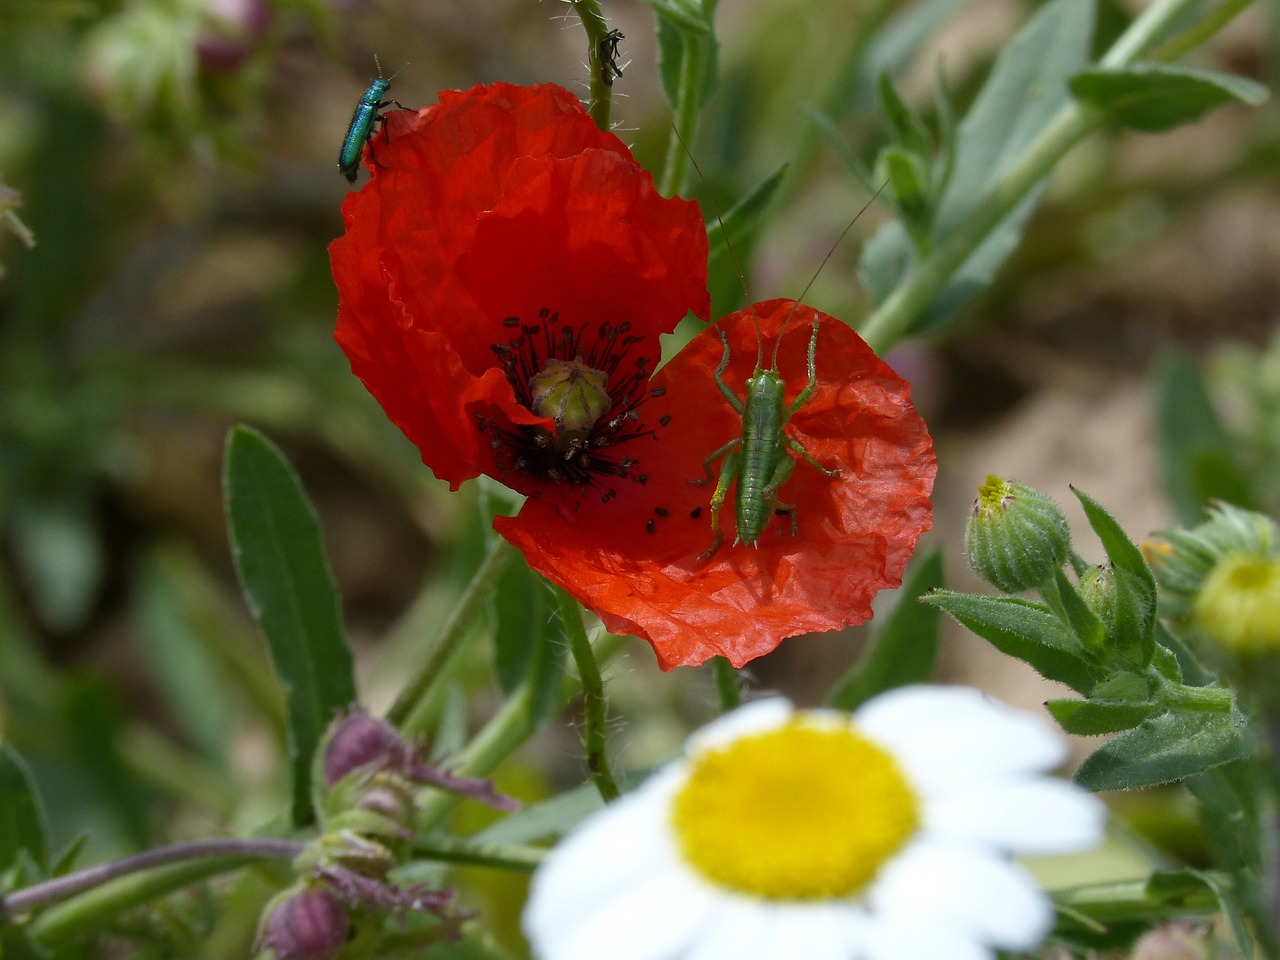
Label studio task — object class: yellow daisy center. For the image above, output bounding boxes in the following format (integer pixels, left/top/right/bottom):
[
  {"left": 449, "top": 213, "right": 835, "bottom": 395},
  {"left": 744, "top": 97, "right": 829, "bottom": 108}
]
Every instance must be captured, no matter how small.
[{"left": 669, "top": 718, "right": 921, "bottom": 901}]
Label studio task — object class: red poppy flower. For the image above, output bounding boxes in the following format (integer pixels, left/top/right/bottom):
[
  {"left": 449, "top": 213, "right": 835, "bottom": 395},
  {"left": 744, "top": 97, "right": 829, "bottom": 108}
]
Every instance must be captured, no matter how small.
[
  {"left": 496, "top": 300, "right": 936, "bottom": 670},
  {"left": 330, "top": 83, "right": 710, "bottom": 508}
]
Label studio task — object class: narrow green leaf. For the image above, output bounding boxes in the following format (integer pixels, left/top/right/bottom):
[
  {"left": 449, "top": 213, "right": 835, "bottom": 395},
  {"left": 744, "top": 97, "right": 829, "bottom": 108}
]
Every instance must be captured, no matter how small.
[
  {"left": 924, "top": 591, "right": 1100, "bottom": 692},
  {"left": 1152, "top": 350, "right": 1255, "bottom": 523},
  {"left": 705, "top": 165, "right": 788, "bottom": 276},
  {"left": 882, "top": 147, "right": 931, "bottom": 227},
  {"left": 828, "top": 549, "right": 942, "bottom": 710},
  {"left": 877, "top": 72, "right": 931, "bottom": 158},
  {"left": 223, "top": 425, "right": 357, "bottom": 826},
  {"left": 1052, "top": 566, "right": 1106, "bottom": 653},
  {"left": 1070, "top": 63, "right": 1269, "bottom": 133},
  {"left": 1074, "top": 704, "right": 1250, "bottom": 791},
  {"left": 1156, "top": 622, "right": 1213, "bottom": 687},
  {"left": 1047, "top": 673, "right": 1159, "bottom": 735},
  {"left": 0, "top": 744, "right": 48, "bottom": 873},
  {"left": 1046, "top": 682, "right": 1157, "bottom": 735},
  {"left": 861, "top": 0, "right": 1094, "bottom": 329},
  {"left": 489, "top": 560, "right": 563, "bottom": 727},
  {"left": 1072, "top": 488, "right": 1153, "bottom": 590},
  {"left": 1148, "top": 868, "right": 1253, "bottom": 957}
]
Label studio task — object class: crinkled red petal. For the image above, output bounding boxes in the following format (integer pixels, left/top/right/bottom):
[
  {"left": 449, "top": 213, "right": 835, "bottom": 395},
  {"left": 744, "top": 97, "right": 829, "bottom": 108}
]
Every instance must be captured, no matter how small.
[
  {"left": 496, "top": 299, "right": 936, "bottom": 670},
  {"left": 330, "top": 83, "right": 708, "bottom": 495}
]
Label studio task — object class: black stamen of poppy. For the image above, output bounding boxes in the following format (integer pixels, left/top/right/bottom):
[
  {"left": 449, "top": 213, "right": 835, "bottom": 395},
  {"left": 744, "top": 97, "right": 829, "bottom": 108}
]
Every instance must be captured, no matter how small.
[{"left": 481, "top": 309, "right": 665, "bottom": 488}]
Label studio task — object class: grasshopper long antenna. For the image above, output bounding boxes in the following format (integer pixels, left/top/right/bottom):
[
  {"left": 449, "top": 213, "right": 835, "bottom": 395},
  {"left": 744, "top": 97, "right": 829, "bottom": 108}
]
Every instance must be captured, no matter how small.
[
  {"left": 770, "top": 179, "right": 889, "bottom": 370},
  {"left": 670, "top": 125, "right": 764, "bottom": 371}
]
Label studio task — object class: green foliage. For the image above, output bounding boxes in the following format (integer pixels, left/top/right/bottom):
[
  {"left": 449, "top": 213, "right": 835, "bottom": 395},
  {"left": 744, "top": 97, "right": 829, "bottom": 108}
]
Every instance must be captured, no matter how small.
[
  {"left": 1154, "top": 350, "right": 1258, "bottom": 523},
  {"left": 827, "top": 549, "right": 942, "bottom": 710},
  {"left": 0, "top": 745, "right": 48, "bottom": 877},
  {"left": 223, "top": 425, "right": 356, "bottom": 827},
  {"left": 860, "top": 0, "right": 1094, "bottom": 332},
  {"left": 1070, "top": 63, "right": 1269, "bottom": 132}
]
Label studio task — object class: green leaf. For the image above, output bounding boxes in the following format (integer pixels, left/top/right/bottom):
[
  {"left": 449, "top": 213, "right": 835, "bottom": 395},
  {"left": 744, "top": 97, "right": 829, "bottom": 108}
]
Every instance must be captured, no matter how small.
[
  {"left": 223, "top": 425, "right": 356, "bottom": 826},
  {"left": 1147, "top": 868, "right": 1253, "bottom": 957},
  {"left": 1071, "top": 487, "right": 1154, "bottom": 594},
  {"left": 489, "top": 559, "right": 563, "bottom": 727},
  {"left": 860, "top": 0, "right": 1093, "bottom": 329},
  {"left": 0, "top": 744, "right": 48, "bottom": 873},
  {"left": 648, "top": 0, "right": 719, "bottom": 110},
  {"left": 1152, "top": 349, "right": 1255, "bottom": 523},
  {"left": 1052, "top": 566, "right": 1106, "bottom": 653},
  {"left": 828, "top": 549, "right": 942, "bottom": 710},
  {"left": 1074, "top": 704, "right": 1250, "bottom": 791},
  {"left": 881, "top": 147, "right": 931, "bottom": 230},
  {"left": 924, "top": 591, "right": 1100, "bottom": 692},
  {"left": 705, "top": 164, "right": 787, "bottom": 279},
  {"left": 1156, "top": 622, "right": 1214, "bottom": 687},
  {"left": 1046, "top": 671, "right": 1158, "bottom": 735},
  {"left": 1070, "top": 63, "right": 1269, "bottom": 133},
  {"left": 877, "top": 72, "right": 931, "bottom": 159}
]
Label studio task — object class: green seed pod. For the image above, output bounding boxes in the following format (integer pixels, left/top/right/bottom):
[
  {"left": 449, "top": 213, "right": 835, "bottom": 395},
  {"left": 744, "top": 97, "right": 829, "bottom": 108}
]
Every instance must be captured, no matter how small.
[{"left": 964, "top": 476, "right": 1071, "bottom": 593}]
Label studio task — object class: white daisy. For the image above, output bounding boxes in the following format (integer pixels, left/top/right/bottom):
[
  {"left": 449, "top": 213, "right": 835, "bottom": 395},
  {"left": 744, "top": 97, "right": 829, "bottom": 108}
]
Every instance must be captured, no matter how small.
[{"left": 523, "top": 686, "right": 1105, "bottom": 960}]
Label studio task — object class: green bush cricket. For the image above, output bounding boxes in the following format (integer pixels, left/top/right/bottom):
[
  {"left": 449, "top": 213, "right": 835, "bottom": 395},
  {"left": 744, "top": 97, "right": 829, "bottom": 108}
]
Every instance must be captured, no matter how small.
[{"left": 690, "top": 168, "right": 886, "bottom": 563}]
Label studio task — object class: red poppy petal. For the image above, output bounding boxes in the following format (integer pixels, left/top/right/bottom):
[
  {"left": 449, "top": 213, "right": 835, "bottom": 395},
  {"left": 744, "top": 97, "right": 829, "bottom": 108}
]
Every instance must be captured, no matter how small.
[
  {"left": 496, "top": 300, "right": 936, "bottom": 669},
  {"left": 330, "top": 82, "right": 708, "bottom": 494}
]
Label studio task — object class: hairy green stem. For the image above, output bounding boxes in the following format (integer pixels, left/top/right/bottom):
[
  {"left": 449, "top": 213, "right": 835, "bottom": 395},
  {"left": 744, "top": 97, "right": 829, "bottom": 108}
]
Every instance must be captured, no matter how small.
[
  {"left": 858, "top": 0, "right": 1210, "bottom": 353},
  {"left": 557, "top": 586, "right": 621, "bottom": 802},
  {"left": 1160, "top": 680, "right": 1237, "bottom": 713},
  {"left": 386, "top": 537, "right": 512, "bottom": 732},
  {"left": 2, "top": 838, "right": 301, "bottom": 943},
  {"left": 568, "top": 0, "right": 615, "bottom": 131}
]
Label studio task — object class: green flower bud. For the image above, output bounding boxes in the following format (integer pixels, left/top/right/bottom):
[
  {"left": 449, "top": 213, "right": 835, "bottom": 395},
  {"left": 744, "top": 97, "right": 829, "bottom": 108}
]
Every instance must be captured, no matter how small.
[
  {"left": 1193, "top": 551, "right": 1280, "bottom": 654},
  {"left": 1149, "top": 503, "right": 1279, "bottom": 620},
  {"left": 1078, "top": 562, "right": 1153, "bottom": 666},
  {"left": 964, "top": 476, "right": 1071, "bottom": 592}
]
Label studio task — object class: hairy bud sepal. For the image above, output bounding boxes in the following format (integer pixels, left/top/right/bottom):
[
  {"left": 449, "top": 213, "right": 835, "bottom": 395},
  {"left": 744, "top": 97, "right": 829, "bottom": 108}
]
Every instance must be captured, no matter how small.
[{"left": 964, "top": 476, "right": 1071, "bottom": 593}]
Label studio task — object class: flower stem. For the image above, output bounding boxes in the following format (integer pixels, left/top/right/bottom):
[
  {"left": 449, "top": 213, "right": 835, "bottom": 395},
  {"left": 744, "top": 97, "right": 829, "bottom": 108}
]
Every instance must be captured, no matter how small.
[
  {"left": 1160, "top": 680, "right": 1237, "bottom": 713},
  {"left": 568, "top": 0, "right": 614, "bottom": 132},
  {"left": 409, "top": 835, "right": 544, "bottom": 872},
  {"left": 2, "top": 838, "right": 302, "bottom": 943},
  {"left": 386, "top": 536, "right": 512, "bottom": 733},
  {"left": 1053, "top": 876, "right": 1223, "bottom": 923},
  {"left": 556, "top": 586, "right": 621, "bottom": 803},
  {"left": 711, "top": 657, "right": 742, "bottom": 711},
  {"left": 659, "top": 32, "right": 711, "bottom": 197},
  {"left": 857, "top": 0, "right": 1209, "bottom": 354}
]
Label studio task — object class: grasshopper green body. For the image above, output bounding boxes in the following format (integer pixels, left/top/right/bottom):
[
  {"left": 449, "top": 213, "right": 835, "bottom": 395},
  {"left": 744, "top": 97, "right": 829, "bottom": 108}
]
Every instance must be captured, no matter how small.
[{"left": 695, "top": 311, "right": 839, "bottom": 561}]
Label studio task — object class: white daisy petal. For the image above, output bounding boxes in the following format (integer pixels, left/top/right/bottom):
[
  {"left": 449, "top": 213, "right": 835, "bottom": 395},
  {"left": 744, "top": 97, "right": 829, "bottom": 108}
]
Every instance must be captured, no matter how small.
[
  {"left": 860, "top": 914, "right": 992, "bottom": 960},
  {"left": 869, "top": 840, "right": 1053, "bottom": 949},
  {"left": 530, "top": 865, "right": 716, "bottom": 960},
  {"left": 686, "top": 698, "right": 793, "bottom": 753},
  {"left": 856, "top": 686, "right": 1066, "bottom": 789},
  {"left": 926, "top": 778, "right": 1106, "bottom": 853},
  {"left": 524, "top": 773, "right": 691, "bottom": 941},
  {"left": 524, "top": 688, "right": 1083, "bottom": 960}
]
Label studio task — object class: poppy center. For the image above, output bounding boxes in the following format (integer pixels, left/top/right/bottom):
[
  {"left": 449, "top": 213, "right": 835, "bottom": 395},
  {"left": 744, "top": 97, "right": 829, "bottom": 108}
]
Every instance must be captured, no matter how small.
[
  {"left": 669, "top": 718, "right": 921, "bottom": 901},
  {"left": 483, "top": 308, "right": 664, "bottom": 492}
]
